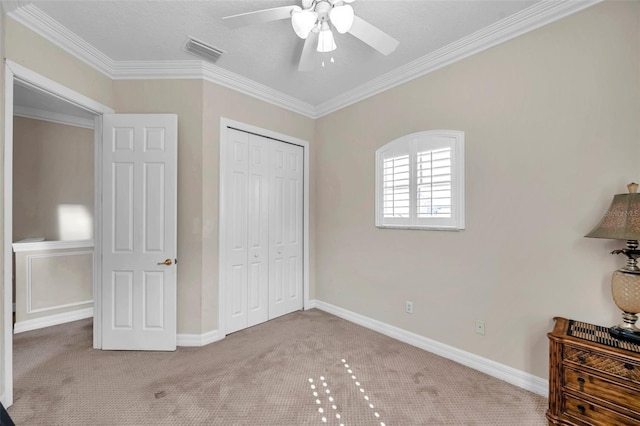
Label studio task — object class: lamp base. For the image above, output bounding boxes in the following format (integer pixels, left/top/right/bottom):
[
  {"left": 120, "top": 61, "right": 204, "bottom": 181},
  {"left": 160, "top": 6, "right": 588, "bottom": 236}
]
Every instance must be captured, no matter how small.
[{"left": 609, "top": 325, "right": 640, "bottom": 345}]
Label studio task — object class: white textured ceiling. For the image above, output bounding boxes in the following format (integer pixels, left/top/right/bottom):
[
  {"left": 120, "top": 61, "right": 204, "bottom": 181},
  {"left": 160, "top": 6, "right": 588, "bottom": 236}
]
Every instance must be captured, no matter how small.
[{"left": 13, "top": 0, "right": 543, "bottom": 107}]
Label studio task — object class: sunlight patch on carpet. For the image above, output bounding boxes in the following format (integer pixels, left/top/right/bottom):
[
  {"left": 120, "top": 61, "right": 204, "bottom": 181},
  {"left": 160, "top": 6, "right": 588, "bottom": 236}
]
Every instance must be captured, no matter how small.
[
  {"left": 308, "top": 359, "right": 386, "bottom": 426},
  {"left": 308, "top": 376, "right": 344, "bottom": 425},
  {"left": 342, "top": 359, "right": 385, "bottom": 426}
]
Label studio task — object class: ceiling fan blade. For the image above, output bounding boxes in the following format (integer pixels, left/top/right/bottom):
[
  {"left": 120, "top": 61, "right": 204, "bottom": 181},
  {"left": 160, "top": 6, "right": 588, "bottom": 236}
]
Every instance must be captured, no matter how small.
[
  {"left": 348, "top": 15, "right": 399, "bottom": 56},
  {"left": 298, "top": 31, "right": 319, "bottom": 72},
  {"left": 222, "top": 6, "right": 298, "bottom": 29}
]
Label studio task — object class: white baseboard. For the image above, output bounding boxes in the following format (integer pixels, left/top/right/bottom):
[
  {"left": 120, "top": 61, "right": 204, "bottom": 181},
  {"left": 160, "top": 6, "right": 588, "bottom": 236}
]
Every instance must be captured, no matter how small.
[
  {"left": 14, "top": 307, "right": 93, "bottom": 334},
  {"left": 14, "top": 307, "right": 222, "bottom": 347},
  {"left": 308, "top": 299, "right": 548, "bottom": 397},
  {"left": 177, "top": 329, "right": 221, "bottom": 347}
]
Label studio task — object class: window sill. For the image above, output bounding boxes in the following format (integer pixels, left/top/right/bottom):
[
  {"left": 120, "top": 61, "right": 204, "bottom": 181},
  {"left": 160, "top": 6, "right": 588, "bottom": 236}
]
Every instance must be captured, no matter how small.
[{"left": 375, "top": 225, "right": 464, "bottom": 232}]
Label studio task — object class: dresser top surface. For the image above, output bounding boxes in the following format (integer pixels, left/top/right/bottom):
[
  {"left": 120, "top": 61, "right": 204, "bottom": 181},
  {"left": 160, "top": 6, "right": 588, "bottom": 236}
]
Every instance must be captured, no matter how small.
[{"left": 551, "top": 317, "right": 640, "bottom": 356}]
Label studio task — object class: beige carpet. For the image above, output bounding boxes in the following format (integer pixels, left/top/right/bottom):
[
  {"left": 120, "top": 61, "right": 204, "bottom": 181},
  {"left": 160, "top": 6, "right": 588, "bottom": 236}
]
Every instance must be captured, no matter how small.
[{"left": 9, "top": 309, "right": 546, "bottom": 425}]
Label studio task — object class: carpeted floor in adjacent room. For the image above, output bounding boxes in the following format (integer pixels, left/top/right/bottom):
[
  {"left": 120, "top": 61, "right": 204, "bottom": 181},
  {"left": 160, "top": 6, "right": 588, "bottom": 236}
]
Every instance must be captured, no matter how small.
[{"left": 9, "top": 309, "right": 547, "bottom": 425}]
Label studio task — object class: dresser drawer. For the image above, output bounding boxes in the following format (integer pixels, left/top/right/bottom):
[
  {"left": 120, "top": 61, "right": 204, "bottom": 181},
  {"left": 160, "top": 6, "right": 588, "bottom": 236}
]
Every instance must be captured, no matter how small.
[
  {"left": 566, "top": 346, "right": 640, "bottom": 383},
  {"left": 564, "top": 393, "right": 640, "bottom": 425},
  {"left": 564, "top": 367, "right": 640, "bottom": 413}
]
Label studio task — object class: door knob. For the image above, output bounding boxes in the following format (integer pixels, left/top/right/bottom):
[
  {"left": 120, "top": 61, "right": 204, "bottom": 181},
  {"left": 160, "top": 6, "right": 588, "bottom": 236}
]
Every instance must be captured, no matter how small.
[{"left": 157, "top": 258, "right": 172, "bottom": 266}]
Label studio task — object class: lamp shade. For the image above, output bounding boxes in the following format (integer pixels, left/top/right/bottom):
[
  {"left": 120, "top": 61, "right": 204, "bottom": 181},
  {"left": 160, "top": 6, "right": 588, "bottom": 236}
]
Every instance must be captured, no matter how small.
[
  {"left": 291, "top": 9, "right": 318, "bottom": 39},
  {"left": 317, "top": 22, "right": 336, "bottom": 52},
  {"left": 586, "top": 184, "right": 640, "bottom": 240},
  {"left": 329, "top": 4, "right": 354, "bottom": 34}
]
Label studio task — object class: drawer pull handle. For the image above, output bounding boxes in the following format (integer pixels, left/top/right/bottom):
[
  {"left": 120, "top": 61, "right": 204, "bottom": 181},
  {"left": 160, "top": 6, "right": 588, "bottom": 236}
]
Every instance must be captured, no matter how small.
[
  {"left": 578, "top": 354, "right": 587, "bottom": 362},
  {"left": 577, "top": 377, "right": 585, "bottom": 384},
  {"left": 624, "top": 363, "right": 635, "bottom": 370},
  {"left": 577, "top": 405, "right": 586, "bottom": 415}
]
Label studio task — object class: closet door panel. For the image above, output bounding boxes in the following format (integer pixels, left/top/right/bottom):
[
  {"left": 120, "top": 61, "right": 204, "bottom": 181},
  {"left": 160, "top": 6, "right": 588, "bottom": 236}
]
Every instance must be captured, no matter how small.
[
  {"left": 247, "top": 135, "right": 270, "bottom": 327},
  {"left": 269, "top": 162, "right": 287, "bottom": 319},
  {"left": 285, "top": 146, "right": 304, "bottom": 313},
  {"left": 225, "top": 129, "right": 249, "bottom": 334},
  {"left": 269, "top": 141, "right": 303, "bottom": 319}
]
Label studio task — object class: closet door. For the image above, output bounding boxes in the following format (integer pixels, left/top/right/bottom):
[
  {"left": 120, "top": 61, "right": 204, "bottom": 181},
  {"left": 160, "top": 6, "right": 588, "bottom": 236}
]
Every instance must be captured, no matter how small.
[
  {"left": 246, "top": 135, "right": 270, "bottom": 327},
  {"left": 269, "top": 141, "right": 304, "bottom": 319},
  {"left": 224, "top": 127, "right": 304, "bottom": 334},
  {"left": 225, "top": 130, "right": 271, "bottom": 333},
  {"left": 225, "top": 129, "right": 250, "bottom": 334}
]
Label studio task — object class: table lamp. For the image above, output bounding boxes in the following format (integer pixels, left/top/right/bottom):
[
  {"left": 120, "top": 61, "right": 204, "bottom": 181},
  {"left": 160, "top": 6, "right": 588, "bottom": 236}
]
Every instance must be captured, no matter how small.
[{"left": 586, "top": 182, "right": 640, "bottom": 344}]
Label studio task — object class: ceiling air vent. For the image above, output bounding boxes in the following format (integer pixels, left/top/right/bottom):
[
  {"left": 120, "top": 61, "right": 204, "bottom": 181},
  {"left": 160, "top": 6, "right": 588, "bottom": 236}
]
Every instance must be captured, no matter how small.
[{"left": 184, "top": 36, "right": 225, "bottom": 64}]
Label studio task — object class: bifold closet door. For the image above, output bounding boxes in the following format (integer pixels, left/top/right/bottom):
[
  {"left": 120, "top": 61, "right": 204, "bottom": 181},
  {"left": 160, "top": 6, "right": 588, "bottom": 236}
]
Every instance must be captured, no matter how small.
[
  {"left": 225, "top": 129, "right": 270, "bottom": 334},
  {"left": 268, "top": 141, "right": 303, "bottom": 319},
  {"left": 224, "top": 127, "right": 303, "bottom": 334}
]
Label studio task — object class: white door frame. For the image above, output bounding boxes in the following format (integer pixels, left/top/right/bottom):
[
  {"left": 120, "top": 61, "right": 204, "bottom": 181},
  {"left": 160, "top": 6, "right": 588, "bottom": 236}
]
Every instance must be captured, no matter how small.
[
  {"left": 218, "top": 117, "right": 310, "bottom": 338},
  {"left": 2, "top": 60, "right": 114, "bottom": 407}
]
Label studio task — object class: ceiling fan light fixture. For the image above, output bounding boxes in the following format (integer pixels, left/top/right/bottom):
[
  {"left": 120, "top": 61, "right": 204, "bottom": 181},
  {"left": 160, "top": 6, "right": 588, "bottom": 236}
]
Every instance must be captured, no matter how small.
[
  {"left": 291, "top": 9, "right": 318, "bottom": 39},
  {"left": 317, "top": 22, "right": 336, "bottom": 52},
  {"left": 329, "top": 4, "right": 354, "bottom": 34}
]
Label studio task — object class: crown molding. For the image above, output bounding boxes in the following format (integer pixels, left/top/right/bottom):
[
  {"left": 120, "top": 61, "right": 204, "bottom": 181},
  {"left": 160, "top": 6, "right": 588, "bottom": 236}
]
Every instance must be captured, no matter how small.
[
  {"left": 14, "top": 105, "right": 95, "bottom": 129},
  {"left": 111, "top": 60, "right": 316, "bottom": 117},
  {"left": 201, "top": 63, "right": 316, "bottom": 118},
  {"left": 8, "top": 4, "right": 114, "bottom": 76},
  {"left": 314, "top": 0, "right": 603, "bottom": 117},
  {"left": 110, "top": 60, "right": 204, "bottom": 80},
  {"left": 9, "top": 0, "right": 602, "bottom": 119}
]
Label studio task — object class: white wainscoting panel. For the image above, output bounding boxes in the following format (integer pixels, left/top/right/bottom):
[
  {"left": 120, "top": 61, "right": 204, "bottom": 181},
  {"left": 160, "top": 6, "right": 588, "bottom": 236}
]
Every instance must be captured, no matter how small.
[
  {"left": 26, "top": 251, "right": 94, "bottom": 314},
  {"left": 13, "top": 240, "right": 95, "bottom": 333}
]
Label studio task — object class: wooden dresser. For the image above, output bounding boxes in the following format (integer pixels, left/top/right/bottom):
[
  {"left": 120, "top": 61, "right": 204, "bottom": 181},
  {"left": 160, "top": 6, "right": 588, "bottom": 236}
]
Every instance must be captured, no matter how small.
[{"left": 547, "top": 317, "right": 640, "bottom": 425}]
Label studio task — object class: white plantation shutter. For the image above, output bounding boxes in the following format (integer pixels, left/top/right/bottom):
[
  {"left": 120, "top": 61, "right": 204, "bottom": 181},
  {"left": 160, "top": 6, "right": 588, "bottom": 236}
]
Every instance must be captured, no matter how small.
[
  {"left": 416, "top": 148, "right": 451, "bottom": 218},
  {"left": 383, "top": 155, "right": 410, "bottom": 218},
  {"left": 376, "top": 131, "right": 464, "bottom": 230}
]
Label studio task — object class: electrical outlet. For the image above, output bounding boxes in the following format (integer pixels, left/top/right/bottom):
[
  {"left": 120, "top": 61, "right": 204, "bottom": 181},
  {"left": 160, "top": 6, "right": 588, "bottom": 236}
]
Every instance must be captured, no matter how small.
[
  {"left": 405, "top": 301, "right": 414, "bottom": 314},
  {"left": 475, "top": 320, "right": 485, "bottom": 335}
]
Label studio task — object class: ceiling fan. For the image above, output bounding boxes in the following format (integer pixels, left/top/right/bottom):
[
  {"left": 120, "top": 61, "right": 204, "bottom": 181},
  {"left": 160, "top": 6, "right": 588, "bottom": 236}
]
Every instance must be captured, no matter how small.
[{"left": 222, "top": 0, "right": 399, "bottom": 71}]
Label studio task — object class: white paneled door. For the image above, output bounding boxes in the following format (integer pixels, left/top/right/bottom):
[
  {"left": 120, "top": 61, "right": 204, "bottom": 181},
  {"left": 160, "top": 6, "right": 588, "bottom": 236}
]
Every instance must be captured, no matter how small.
[
  {"left": 225, "top": 128, "right": 303, "bottom": 335},
  {"left": 102, "top": 114, "right": 177, "bottom": 351},
  {"left": 268, "top": 140, "right": 304, "bottom": 319}
]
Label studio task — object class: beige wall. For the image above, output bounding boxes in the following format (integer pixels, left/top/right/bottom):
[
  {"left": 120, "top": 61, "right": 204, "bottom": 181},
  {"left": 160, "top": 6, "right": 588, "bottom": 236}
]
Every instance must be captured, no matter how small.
[
  {"left": 314, "top": 1, "right": 640, "bottom": 380},
  {"left": 13, "top": 117, "right": 94, "bottom": 241}
]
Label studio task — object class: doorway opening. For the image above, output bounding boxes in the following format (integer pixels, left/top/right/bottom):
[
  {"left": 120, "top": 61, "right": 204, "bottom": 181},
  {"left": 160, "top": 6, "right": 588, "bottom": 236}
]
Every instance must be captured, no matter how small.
[
  {"left": 2, "top": 60, "right": 114, "bottom": 407},
  {"left": 12, "top": 80, "right": 97, "bottom": 335}
]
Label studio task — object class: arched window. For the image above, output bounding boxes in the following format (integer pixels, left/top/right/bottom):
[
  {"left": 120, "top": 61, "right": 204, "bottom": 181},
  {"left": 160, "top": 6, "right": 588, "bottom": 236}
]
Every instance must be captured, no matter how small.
[{"left": 375, "top": 130, "right": 465, "bottom": 230}]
